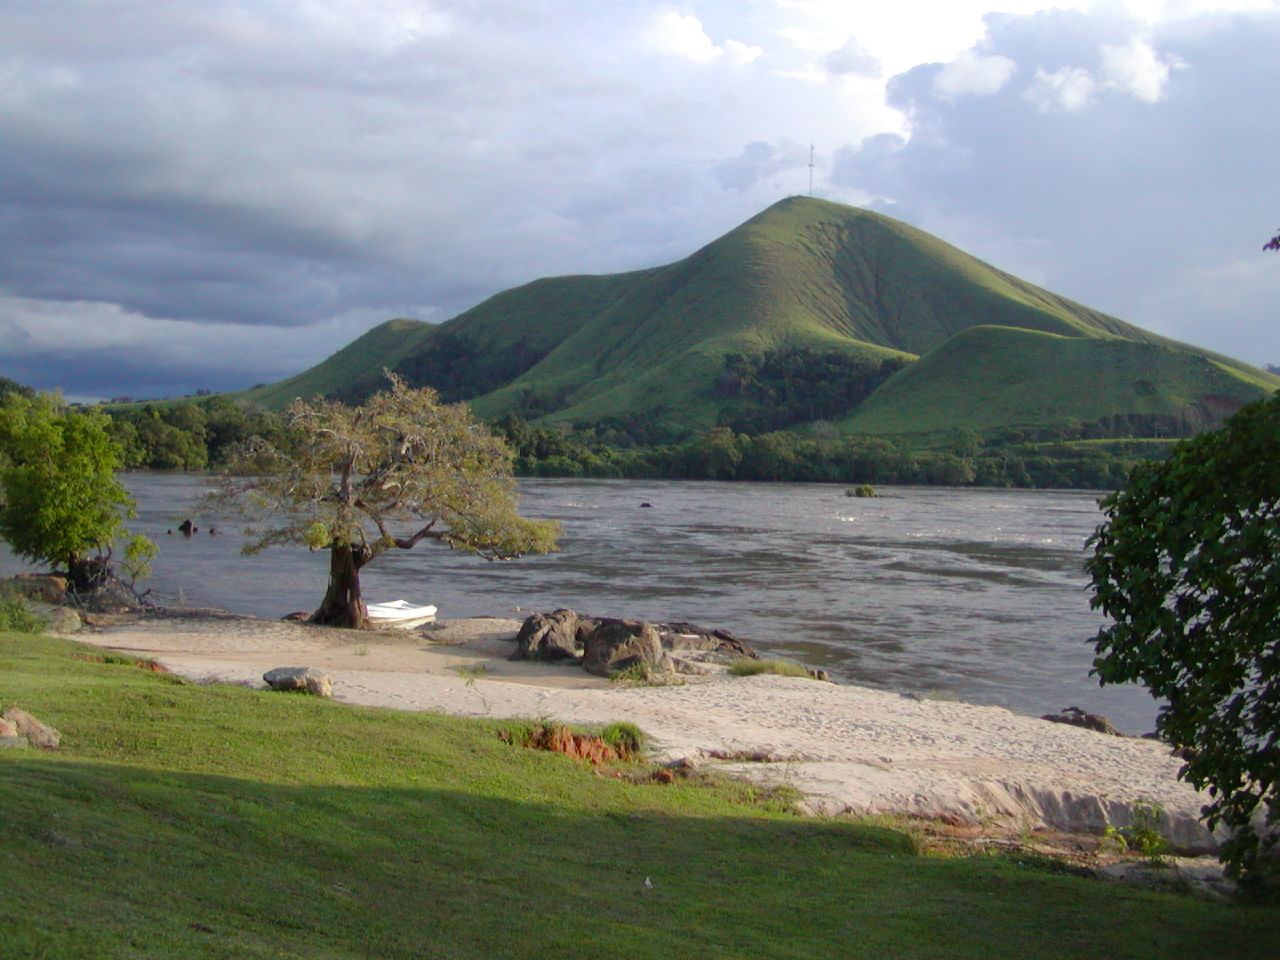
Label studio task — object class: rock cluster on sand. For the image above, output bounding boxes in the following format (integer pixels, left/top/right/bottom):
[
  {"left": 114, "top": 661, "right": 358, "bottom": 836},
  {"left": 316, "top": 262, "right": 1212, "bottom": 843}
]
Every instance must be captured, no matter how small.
[
  {"left": 1, "top": 707, "right": 62, "bottom": 749},
  {"left": 509, "top": 609, "right": 760, "bottom": 677}
]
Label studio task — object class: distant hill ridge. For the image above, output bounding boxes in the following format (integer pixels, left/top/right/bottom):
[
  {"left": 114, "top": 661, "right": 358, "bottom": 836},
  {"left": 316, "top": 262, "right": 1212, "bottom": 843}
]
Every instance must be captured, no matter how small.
[{"left": 244, "top": 197, "right": 1277, "bottom": 441}]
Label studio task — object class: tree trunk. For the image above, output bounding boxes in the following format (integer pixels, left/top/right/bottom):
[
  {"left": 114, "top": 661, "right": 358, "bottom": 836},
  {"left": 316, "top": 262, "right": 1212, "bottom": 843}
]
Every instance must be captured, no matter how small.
[
  {"left": 65, "top": 555, "right": 109, "bottom": 596},
  {"left": 310, "top": 543, "right": 372, "bottom": 629}
]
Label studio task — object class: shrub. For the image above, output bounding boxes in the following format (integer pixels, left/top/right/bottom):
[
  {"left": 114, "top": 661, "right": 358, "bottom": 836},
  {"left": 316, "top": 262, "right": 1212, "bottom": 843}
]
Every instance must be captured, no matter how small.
[
  {"left": 608, "top": 662, "right": 682, "bottom": 687},
  {"left": 0, "top": 593, "right": 43, "bottom": 634},
  {"left": 728, "top": 658, "right": 812, "bottom": 679},
  {"left": 600, "top": 721, "right": 646, "bottom": 760},
  {"left": 1087, "top": 392, "right": 1279, "bottom": 884}
]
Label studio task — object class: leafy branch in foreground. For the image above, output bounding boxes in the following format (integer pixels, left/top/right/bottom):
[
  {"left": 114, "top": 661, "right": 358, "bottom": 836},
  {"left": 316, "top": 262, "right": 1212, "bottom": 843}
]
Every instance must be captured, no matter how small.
[
  {"left": 1086, "top": 391, "right": 1279, "bottom": 886},
  {"left": 212, "top": 373, "right": 558, "bottom": 629}
]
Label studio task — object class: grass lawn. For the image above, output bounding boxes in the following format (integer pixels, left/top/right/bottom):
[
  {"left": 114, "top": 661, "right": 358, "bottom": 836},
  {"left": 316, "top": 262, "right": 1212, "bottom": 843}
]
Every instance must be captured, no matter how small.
[{"left": 2, "top": 631, "right": 1275, "bottom": 958}]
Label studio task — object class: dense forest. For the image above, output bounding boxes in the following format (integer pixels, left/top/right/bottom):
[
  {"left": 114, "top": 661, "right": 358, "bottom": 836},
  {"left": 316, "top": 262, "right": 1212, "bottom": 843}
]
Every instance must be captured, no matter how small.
[
  {"left": 713, "top": 349, "right": 910, "bottom": 433},
  {"left": 3, "top": 376, "right": 1176, "bottom": 490}
]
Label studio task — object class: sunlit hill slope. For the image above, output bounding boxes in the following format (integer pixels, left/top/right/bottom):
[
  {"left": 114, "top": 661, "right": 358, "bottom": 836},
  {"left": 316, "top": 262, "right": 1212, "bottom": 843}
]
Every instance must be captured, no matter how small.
[{"left": 243, "top": 197, "right": 1277, "bottom": 441}]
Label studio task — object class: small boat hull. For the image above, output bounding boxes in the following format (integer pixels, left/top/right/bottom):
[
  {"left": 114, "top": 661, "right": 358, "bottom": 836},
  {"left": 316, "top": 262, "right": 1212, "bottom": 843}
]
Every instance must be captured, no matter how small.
[{"left": 367, "top": 600, "right": 438, "bottom": 630}]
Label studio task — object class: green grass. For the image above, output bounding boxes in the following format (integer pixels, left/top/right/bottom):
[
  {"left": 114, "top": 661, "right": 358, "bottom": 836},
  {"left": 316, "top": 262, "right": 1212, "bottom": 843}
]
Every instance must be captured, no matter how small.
[
  {"left": 728, "top": 658, "right": 814, "bottom": 679},
  {"left": 242, "top": 317, "right": 435, "bottom": 409},
  {"left": 843, "top": 325, "right": 1272, "bottom": 439},
  {"left": 5, "top": 633, "right": 1273, "bottom": 958}
]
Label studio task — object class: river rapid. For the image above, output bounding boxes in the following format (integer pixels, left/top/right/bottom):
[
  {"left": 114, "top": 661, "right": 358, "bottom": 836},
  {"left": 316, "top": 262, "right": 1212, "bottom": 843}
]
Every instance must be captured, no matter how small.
[{"left": 1, "top": 473, "right": 1159, "bottom": 732}]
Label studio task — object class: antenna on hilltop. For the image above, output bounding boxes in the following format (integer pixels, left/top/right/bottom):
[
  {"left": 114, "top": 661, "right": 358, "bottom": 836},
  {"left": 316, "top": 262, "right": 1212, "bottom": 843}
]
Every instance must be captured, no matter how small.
[{"left": 808, "top": 144, "right": 815, "bottom": 197}]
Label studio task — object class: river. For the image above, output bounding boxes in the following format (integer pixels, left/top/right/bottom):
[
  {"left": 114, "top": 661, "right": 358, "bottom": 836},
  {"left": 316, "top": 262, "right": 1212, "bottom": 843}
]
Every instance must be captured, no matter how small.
[{"left": 1, "top": 473, "right": 1159, "bottom": 732}]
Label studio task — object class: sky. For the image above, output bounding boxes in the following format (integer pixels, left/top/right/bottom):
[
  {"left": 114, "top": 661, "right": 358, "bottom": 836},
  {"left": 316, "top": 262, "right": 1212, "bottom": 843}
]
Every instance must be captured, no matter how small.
[{"left": 1, "top": 0, "right": 1276, "bottom": 402}]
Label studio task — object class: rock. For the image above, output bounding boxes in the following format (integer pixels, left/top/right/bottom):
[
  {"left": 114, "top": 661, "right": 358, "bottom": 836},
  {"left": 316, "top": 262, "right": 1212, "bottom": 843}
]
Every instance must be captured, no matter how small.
[
  {"left": 9, "top": 574, "right": 67, "bottom": 604},
  {"left": 574, "top": 617, "right": 600, "bottom": 647},
  {"left": 40, "top": 606, "right": 82, "bottom": 635},
  {"left": 2, "top": 708, "right": 61, "bottom": 749},
  {"left": 661, "top": 631, "right": 719, "bottom": 653},
  {"left": 0, "top": 737, "right": 30, "bottom": 750},
  {"left": 510, "top": 609, "right": 581, "bottom": 663},
  {"left": 807, "top": 668, "right": 831, "bottom": 682},
  {"left": 0, "top": 718, "right": 17, "bottom": 738},
  {"left": 178, "top": 519, "right": 197, "bottom": 536},
  {"left": 582, "top": 619, "right": 669, "bottom": 677},
  {"left": 263, "top": 666, "right": 333, "bottom": 697},
  {"left": 660, "top": 622, "right": 759, "bottom": 659},
  {"left": 281, "top": 611, "right": 310, "bottom": 622},
  {"left": 671, "top": 657, "right": 712, "bottom": 676},
  {"left": 661, "top": 757, "right": 699, "bottom": 777},
  {"left": 1041, "top": 706, "right": 1122, "bottom": 736}
]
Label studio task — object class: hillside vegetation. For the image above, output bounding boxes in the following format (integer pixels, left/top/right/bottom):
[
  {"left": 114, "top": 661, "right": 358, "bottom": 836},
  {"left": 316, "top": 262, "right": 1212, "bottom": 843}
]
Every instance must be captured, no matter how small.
[
  {"left": 240, "top": 197, "right": 1276, "bottom": 449},
  {"left": 4, "top": 630, "right": 1277, "bottom": 958}
]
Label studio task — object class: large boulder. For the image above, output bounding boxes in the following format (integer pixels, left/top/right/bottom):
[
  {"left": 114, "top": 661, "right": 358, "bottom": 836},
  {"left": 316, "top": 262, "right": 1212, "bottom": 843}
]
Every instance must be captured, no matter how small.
[
  {"left": 2, "top": 707, "right": 61, "bottom": 749},
  {"left": 511, "top": 609, "right": 582, "bottom": 663},
  {"left": 263, "top": 666, "right": 333, "bottom": 698},
  {"left": 583, "top": 619, "right": 669, "bottom": 677}
]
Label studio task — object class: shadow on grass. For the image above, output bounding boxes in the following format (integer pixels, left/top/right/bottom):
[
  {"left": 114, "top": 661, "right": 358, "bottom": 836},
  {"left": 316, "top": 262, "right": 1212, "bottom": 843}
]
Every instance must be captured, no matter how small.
[
  {"left": 1, "top": 757, "right": 1274, "bottom": 960},
  {"left": 1, "top": 632, "right": 1275, "bottom": 959}
]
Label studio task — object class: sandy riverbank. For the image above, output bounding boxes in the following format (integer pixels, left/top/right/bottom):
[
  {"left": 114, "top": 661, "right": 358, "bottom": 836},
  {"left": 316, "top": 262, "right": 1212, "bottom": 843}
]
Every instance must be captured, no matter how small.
[{"left": 73, "top": 610, "right": 1217, "bottom": 851}]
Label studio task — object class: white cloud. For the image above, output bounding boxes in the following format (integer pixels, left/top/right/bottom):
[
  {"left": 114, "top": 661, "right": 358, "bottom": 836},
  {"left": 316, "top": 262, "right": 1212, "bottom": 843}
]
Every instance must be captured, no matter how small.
[
  {"left": 725, "top": 39, "right": 764, "bottom": 65},
  {"left": 933, "top": 51, "right": 1017, "bottom": 98},
  {"left": 1026, "top": 66, "right": 1097, "bottom": 112},
  {"left": 1100, "top": 37, "right": 1180, "bottom": 102},
  {"left": 825, "top": 36, "right": 881, "bottom": 78},
  {"left": 650, "top": 10, "right": 759, "bottom": 64}
]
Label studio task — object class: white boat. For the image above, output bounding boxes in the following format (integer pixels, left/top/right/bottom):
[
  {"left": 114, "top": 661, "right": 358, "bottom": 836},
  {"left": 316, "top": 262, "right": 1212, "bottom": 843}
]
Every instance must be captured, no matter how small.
[{"left": 366, "top": 600, "right": 438, "bottom": 629}]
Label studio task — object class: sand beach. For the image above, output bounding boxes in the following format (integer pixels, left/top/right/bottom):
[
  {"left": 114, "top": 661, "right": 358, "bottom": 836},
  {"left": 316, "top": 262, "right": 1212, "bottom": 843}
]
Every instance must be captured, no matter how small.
[{"left": 65, "top": 609, "right": 1220, "bottom": 853}]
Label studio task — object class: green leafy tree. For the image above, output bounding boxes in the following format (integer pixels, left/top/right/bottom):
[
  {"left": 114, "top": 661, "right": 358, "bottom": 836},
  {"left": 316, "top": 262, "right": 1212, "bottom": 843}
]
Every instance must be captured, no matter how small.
[
  {"left": 0, "top": 392, "right": 149, "bottom": 593},
  {"left": 216, "top": 374, "right": 559, "bottom": 629},
  {"left": 1086, "top": 391, "right": 1280, "bottom": 883}
]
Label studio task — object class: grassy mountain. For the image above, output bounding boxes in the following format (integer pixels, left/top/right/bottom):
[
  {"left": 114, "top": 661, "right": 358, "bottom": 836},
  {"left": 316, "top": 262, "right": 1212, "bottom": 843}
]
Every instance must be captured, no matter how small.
[
  {"left": 244, "top": 197, "right": 1278, "bottom": 441},
  {"left": 243, "top": 318, "right": 434, "bottom": 410},
  {"left": 844, "top": 326, "right": 1274, "bottom": 441}
]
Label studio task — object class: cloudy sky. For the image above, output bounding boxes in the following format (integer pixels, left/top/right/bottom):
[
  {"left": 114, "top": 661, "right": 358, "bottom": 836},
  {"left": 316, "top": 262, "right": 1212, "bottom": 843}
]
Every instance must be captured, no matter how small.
[{"left": 1, "top": 0, "right": 1276, "bottom": 401}]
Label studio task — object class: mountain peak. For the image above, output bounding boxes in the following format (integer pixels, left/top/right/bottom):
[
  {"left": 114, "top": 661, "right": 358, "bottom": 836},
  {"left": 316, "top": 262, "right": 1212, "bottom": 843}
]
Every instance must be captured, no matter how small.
[{"left": 245, "top": 198, "right": 1278, "bottom": 439}]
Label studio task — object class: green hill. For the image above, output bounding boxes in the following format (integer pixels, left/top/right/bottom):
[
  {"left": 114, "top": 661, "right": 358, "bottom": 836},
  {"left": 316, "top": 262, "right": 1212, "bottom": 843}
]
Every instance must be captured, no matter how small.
[
  {"left": 844, "top": 326, "right": 1273, "bottom": 441},
  {"left": 243, "top": 317, "right": 435, "bottom": 410},
  {"left": 242, "top": 197, "right": 1278, "bottom": 441}
]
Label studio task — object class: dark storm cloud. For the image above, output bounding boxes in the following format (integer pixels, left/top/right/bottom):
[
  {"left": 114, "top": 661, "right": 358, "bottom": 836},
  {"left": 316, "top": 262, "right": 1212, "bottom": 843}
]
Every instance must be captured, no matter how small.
[{"left": 1, "top": 3, "right": 1276, "bottom": 398}]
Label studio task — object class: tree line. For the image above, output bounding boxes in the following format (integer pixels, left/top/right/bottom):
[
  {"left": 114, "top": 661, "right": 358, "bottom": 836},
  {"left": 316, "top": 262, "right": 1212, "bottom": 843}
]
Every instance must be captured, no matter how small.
[{"left": 94, "top": 397, "right": 1147, "bottom": 490}]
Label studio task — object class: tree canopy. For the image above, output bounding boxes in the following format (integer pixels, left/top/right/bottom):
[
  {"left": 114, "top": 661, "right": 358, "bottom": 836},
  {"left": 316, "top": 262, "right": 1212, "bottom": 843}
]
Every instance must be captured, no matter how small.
[
  {"left": 0, "top": 392, "right": 142, "bottom": 592},
  {"left": 216, "top": 374, "right": 559, "bottom": 629},
  {"left": 1086, "top": 391, "right": 1280, "bottom": 883}
]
